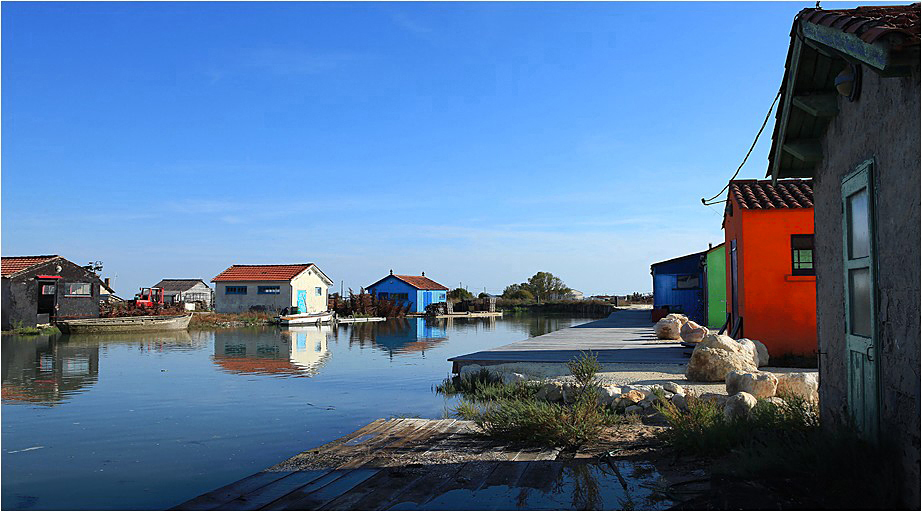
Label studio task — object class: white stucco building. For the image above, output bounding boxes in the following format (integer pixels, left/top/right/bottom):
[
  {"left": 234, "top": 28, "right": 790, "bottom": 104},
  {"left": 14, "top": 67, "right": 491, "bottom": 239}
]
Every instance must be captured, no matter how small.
[{"left": 211, "top": 263, "right": 333, "bottom": 314}]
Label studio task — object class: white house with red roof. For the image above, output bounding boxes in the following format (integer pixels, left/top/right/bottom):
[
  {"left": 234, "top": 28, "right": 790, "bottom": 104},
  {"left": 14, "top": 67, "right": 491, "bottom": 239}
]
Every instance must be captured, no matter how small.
[
  {"left": 211, "top": 263, "right": 333, "bottom": 314},
  {"left": 366, "top": 271, "right": 449, "bottom": 313}
]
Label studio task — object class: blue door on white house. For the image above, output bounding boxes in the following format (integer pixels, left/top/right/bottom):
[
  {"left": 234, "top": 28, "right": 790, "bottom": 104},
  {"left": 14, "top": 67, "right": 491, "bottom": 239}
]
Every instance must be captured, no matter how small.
[{"left": 297, "top": 290, "right": 307, "bottom": 313}]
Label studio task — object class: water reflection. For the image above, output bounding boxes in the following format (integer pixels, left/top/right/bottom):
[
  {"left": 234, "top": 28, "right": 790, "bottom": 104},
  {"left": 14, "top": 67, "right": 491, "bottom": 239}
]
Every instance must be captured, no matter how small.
[
  {"left": 212, "top": 327, "right": 330, "bottom": 377},
  {"left": 1, "top": 331, "right": 207, "bottom": 406},
  {"left": 1, "top": 334, "right": 98, "bottom": 406},
  {"left": 334, "top": 318, "right": 448, "bottom": 357},
  {"left": 390, "top": 460, "right": 670, "bottom": 510}
]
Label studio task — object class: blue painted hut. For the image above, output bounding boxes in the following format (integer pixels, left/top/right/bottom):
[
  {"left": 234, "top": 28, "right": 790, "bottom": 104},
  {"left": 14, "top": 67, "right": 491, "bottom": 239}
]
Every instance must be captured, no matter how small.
[
  {"left": 366, "top": 271, "right": 449, "bottom": 313},
  {"left": 650, "top": 250, "right": 707, "bottom": 325}
]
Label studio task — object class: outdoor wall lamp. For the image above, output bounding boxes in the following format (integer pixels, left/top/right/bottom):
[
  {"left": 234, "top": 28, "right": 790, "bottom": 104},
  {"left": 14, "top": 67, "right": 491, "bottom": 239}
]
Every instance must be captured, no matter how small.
[{"left": 835, "top": 63, "right": 862, "bottom": 101}]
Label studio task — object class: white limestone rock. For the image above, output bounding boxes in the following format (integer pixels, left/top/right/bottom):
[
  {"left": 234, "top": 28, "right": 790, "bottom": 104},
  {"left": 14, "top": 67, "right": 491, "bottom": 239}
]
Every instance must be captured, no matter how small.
[
  {"left": 670, "top": 393, "right": 689, "bottom": 411},
  {"left": 685, "top": 334, "right": 758, "bottom": 382},
  {"left": 680, "top": 320, "right": 708, "bottom": 343},
  {"left": 597, "top": 386, "right": 622, "bottom": 406},
  {"left": 502, "top": 372, "right": 528, "bottom": 385},
  {"left": 620, "top": 390, "right": 646, "bottom": 405},
  {"left": 741, "top": 338, "right": 770, "bottom": 367},
  {"left": 765, "top": 396, "right": 786, "bottom": 408},
  {"left": 663, "top": 382, "right": 685, "bottom": 395},
  {"left": 665, "top": 313, "right": 689, "bottom": 325},
  {"left": 654, "top": 317, "right": 682, "bottom": 340},
  {"left": 776, "top": 372, "right": 819, "bottom": 402},
  {"left": 725, "top": 370, "right": 778, "bottom": 399},
  {"left": 542, "top": 382, "right": 564, "bottom": 402},
  {"left": 723, "top": 392, "right": 758, "bottom": 420}
]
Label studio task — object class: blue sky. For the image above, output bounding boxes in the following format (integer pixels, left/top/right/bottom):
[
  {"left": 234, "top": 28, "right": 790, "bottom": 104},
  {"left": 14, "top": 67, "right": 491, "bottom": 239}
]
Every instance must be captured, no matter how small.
[{"left": 0, "top": 2, "right": 870, "bottom": 296}]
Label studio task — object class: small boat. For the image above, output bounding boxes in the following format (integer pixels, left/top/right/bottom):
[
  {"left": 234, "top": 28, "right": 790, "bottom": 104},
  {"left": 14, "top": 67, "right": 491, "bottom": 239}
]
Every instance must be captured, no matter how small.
[
  {"left": 277, "top": 311, "right": 334, "bottom": 326},
  {"left": 57, "top": 314, "right": 193, "bottom": 334}
]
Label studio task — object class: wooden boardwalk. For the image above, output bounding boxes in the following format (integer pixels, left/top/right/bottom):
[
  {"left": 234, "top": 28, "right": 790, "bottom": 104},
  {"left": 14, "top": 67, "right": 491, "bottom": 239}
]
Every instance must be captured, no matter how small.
[
  {"left": 449, "top": 309, "right": 689, "bottom": 372},
  {"left": 174, "top": 418, "right": 669, "bottom": 510}
]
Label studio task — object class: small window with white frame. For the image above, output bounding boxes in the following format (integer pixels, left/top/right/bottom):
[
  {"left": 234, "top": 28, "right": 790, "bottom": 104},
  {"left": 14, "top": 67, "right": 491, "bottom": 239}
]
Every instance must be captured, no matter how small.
[
  {"left": 315, "top": 287, "right": 323, "bottom": 296},
  {"left": 65, "top": 283, "right": 92, "bottom": 296}
]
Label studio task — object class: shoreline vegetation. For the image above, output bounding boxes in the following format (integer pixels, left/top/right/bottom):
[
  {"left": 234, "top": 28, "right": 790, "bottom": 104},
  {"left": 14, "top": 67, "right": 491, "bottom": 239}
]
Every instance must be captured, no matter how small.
[
  {"left": 496, "top": 299, "right": 619, "bottom": 317},
  {"left": 2, "top": 324, "right": 62, "bottom": 336},
  {"left": 437, "top": 353, "right": 621, "bottom": 448},
  {"left": 436, "top": 352, "right": 899, "bottom": 509}
]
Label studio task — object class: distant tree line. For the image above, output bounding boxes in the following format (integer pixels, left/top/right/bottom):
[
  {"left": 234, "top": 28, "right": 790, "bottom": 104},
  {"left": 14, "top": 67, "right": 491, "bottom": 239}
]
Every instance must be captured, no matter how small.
[{"left": 501, "top": 272, "right": 571, "bottom": 303}]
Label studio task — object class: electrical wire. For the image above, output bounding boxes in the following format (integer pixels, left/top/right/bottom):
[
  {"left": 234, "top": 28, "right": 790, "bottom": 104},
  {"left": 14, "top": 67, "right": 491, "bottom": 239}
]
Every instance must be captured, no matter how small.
[{"left": 701, "top": 88, "right": 783, "bottom": 206}]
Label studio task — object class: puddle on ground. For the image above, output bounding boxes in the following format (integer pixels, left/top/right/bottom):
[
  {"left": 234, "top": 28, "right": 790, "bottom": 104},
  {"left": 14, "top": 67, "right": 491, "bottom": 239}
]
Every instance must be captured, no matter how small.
[{"left": 389, "top": 459, "right": 672, "bottom": 510}]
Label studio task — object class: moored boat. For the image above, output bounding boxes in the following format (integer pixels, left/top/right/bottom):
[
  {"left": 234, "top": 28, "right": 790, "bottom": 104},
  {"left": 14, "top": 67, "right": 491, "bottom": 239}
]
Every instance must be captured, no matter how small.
[
  {"left": 57, "top": 314, "right": 193, "bottom": 334},
  {"left": 278, "top": 311, "right": 334, "bottom": 326}
]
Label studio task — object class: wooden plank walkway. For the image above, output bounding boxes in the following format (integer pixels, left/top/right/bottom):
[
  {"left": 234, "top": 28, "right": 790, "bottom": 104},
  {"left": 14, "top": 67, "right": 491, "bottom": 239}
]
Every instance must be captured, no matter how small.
[
  {"left": 174, "top": 418, "right": 671, "bottom": 510},
  {"left": 172, "top": 419, "right": 567, "bottom": 511},
  {"left": 448, "top": 309, "right": 689, "bottom": 372}
]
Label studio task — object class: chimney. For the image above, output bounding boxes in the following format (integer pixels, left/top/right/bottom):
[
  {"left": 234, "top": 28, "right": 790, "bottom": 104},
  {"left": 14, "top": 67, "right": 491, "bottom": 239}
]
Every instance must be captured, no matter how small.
[
  {"left": 422, "top": 271, "right": 425, "bottom": 277},
  {"left": 389, "top": 269, "right": 393, "bottom": 275},
  {"left": 104, "top": 278, "right": 111, "bottom": 288}
]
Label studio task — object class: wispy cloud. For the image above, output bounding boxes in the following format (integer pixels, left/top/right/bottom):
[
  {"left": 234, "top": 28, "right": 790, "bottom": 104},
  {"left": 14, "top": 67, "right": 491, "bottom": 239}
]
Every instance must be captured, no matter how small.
[{"left": 391, "top": 12, "right": 434, "bottom": 37}]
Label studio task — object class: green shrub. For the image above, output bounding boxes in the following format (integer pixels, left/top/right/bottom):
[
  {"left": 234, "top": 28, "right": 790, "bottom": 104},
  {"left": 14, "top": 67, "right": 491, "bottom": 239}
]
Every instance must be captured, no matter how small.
[
  {"left": 655, "top": 393, "right": 820, "bottom": 456},
  {"left": 442, "top": 352, "right": 617, "bottom": 448},
  {"left": 472, "top": 396, "right": 617, "bottom": 448},
  {"left": 435, "top": 369, "right": 541, "bottom": 402}
]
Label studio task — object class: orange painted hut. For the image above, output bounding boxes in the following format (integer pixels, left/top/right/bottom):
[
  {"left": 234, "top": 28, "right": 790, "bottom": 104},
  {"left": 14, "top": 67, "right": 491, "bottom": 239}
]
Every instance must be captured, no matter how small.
[{"left": 722, "top": 179, "right": 817, "bottom": 356}]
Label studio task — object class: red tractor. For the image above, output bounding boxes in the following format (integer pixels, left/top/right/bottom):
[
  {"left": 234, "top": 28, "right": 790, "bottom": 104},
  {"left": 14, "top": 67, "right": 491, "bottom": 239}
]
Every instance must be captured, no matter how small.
[{"left": 133, "top": 287, "right": 165, "bottom": 308}]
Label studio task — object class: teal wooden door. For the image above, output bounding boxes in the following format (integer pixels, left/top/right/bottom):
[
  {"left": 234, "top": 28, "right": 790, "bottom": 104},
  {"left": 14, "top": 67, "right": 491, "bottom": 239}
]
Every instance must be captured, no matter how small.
[
  {"left": 297, "top": 290, "right": 307, "bottom": 313},
  {"left": 842, "top": 160, "right": 879, "bottom": 440}
]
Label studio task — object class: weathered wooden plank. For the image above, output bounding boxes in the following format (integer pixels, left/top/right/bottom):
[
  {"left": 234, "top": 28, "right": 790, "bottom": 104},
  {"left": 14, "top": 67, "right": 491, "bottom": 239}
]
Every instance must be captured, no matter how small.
[
  {"left": 259, "top": 469, "right": 380, "bottom": 510},
  {"left": 511, "top": 446, "right": 561, "bottom": 461},
  {"left": 335, "top": 419, "right": 436, "bottom": 469},
  {"left": 373, "top": 463, "right": 468, "bottom": 509},
  {"left": 171, "top": 470, "right": 297, "bottom": 510},
  {"left": 217, "top": 470, "right": 339, "bottom": 511},
  {"left": 783, "top": 139, "right": 824, "bottom": 163},
  {"left": 317, "top": 466, "right": 430, "bottom": 511}
]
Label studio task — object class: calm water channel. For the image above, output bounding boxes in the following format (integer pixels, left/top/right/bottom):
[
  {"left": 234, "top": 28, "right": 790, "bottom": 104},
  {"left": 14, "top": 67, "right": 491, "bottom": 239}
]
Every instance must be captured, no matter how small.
[{"left": 2, "top": 314, "right": 594, "bottom": 510}]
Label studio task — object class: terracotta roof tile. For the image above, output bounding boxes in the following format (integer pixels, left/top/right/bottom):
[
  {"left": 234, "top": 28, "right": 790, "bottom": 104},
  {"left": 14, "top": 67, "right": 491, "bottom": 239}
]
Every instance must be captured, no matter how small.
[
  {"left": 799, "top": 4, "right": 920, "bottom": 47},
  {"left": 393, "top": 275, "right": 449, "bottom": 290},
  {"left": 212, "top": 264, "right": 313, "bottom": 282},
  {"left": 1, "top": 255, "right": 59, "bottom": 277},
  {"left": 729, "top": 179, "right": 814, "bottom": 210},
  {"left": 368, "top": 273, "right": 449, "bottom": 290}
]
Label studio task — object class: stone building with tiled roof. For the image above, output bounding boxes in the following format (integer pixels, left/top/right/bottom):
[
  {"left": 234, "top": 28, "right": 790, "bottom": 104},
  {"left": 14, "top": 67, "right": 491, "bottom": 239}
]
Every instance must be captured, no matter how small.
[
  {"left": 152, "top": 279, "right": 213, "bottom": 308},
  {"left": 367, "top": 271, "right": 449, "bottom": 313},
  {"left": 764, "top": 4, "right": 919, "bottom": 504},
  {"left": 211, "top": 263, "right": 333, "bottom": 314},
  {"left": 1, "top": 255, "right": 107, "bottom": 330}
]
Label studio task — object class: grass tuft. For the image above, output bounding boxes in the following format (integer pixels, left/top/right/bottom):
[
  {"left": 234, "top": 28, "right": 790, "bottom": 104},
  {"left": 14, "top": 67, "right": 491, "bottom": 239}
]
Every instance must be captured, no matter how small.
[
  {"left": 435, "top": 369, "right": 541, "bottom": 402},
  {"left": 440, "top": 353, "right": 618, "bottom": 448}
]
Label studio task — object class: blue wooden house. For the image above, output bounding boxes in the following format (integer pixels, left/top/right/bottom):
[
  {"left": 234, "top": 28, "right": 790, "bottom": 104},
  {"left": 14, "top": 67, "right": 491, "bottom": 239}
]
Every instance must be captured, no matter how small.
[
  {"left": 650, "top": 250, "right": 707, "bottom": 325},
  {"left": 367, "top": 271, "right": 449, "bottom": 313}
]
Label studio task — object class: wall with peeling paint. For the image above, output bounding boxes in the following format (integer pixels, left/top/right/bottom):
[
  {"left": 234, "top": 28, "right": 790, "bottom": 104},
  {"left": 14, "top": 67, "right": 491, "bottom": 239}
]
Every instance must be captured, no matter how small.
[{"left": 813, "top": 65, "right": 920, "bottom": 507}]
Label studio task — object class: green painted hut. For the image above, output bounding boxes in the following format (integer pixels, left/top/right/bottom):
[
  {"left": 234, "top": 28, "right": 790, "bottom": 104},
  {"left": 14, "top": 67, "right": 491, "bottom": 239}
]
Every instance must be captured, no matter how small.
[{"left": 705, "top": 243, "right": 727, "bottom": 329}]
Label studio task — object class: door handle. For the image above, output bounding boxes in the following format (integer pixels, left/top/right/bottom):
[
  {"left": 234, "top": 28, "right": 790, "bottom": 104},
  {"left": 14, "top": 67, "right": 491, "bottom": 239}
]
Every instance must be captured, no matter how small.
[{"left": 865, "top": 345, "right": 874, "bottom": 362}]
